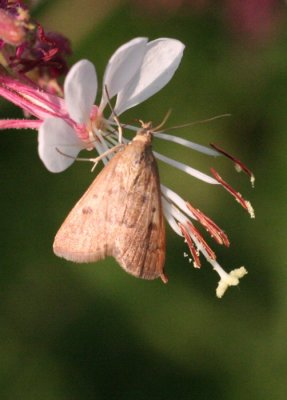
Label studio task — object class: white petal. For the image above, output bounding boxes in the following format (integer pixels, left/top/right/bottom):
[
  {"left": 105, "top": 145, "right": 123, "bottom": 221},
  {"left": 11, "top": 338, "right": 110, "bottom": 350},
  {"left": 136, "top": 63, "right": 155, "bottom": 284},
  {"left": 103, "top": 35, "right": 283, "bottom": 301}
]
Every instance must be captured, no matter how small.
[
  {"left": 153, "top": 151, "right": 218, "bottom": 184},
  {"left": 153, "top": 132, "right": 220, "bottom": 156},
  {"left": 114, "top": 38, "right": 185, "bottom": 115},
  {"left": 38, "top": 118, "right": 85, "bottom": 173},
  {"left": 99, "top": 37, "right": 148, "bottom": 111},
  {"left": 161, "top": 196, "right": 183, "bottom": 236},
  {"left": 160, "top": 184, "right": 196, "bottom": 220},
  {"left": 64, "top": 60, "right": 97, "bottom": 123}
]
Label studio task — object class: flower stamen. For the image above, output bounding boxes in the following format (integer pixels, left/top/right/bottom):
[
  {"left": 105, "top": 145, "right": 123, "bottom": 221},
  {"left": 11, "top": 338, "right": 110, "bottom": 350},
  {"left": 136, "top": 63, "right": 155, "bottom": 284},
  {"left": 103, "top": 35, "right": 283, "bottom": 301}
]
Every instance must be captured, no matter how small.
[
  {"left": 210, "top": 143, "right": 255, "bottom": 187},
  {"left": 186, "top": 221, "right": 216, "bottom": 261},
  {"left": 211, "top": 168, "right": 255, "bottom": 218},
  {"left": 186, "top": 202, "right": 230, "bottom": 246},
  {"left": 178, "top": 223, "right": 201, "bottom": 268}
]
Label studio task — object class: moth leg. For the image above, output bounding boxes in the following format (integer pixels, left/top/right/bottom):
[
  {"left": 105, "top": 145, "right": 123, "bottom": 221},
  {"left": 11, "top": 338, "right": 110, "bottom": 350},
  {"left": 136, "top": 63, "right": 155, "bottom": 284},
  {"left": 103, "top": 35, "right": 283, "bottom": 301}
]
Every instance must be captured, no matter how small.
[
  {"left": 55, "top": 144, "right": 124, "bottom": 172},
  {"left": 114, "top": 115, "right": 123, "bottom": 144},
  {"left": 90, "top": 144, "right": 124, "bottom": 171},
  {"left": 104, "top": 85, "right": 123, "bottom": 144}
]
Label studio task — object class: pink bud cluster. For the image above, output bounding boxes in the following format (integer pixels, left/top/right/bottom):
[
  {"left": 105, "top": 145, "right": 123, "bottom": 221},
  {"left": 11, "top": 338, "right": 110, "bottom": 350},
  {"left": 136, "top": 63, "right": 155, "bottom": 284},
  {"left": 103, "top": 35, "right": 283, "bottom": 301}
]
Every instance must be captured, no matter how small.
[{"left": 0, "top": 1, "right": 71, "bottom": 94}]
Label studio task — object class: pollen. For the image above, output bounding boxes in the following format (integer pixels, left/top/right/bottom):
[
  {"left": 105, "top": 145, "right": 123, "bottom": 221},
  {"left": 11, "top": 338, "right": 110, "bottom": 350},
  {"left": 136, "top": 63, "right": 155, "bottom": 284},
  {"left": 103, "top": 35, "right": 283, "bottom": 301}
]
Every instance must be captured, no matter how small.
[
  {"left": 246, "top": 201, "right": 255, "bottom": 219},
  {"left": 216, "top": 266, "right": 248, "bottom": 298}
]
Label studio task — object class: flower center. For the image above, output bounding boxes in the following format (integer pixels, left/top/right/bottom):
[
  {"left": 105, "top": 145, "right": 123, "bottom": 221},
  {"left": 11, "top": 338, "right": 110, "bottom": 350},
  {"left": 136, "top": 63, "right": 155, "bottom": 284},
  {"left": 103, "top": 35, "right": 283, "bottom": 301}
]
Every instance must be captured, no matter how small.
[{"left": 85, "top": 111, "right": 112, "bottom": 150}]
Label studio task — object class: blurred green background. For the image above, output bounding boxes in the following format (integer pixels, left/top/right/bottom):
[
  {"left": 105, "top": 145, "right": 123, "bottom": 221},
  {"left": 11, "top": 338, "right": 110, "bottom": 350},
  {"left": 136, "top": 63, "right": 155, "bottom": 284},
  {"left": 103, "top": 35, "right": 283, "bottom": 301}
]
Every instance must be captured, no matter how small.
[{"left": 0, "top": 0, "right": 286, "bottom": 399}]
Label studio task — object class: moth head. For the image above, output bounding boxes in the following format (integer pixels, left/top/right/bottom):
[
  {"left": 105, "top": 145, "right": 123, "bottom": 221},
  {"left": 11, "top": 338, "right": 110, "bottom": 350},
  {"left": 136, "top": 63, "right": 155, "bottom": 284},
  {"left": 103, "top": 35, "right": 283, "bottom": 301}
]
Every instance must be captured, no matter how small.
[
  {"left": 133, "top": 111, "right": 171, "bottom": 145},
  {"left": 134, "top": 121, "right": 154, "bottom": 144}
]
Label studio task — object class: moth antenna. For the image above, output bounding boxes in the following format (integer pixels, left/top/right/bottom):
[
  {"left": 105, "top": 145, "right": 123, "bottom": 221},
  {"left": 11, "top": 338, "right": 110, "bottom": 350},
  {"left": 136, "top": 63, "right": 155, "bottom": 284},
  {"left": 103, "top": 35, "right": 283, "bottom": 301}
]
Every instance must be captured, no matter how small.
[
  {"left": 153, "top": 109, "right": 172, "bottom": 132},
  {"left": 162, "top": 113, "right": 231, "bottom": 132},
  {"left": 55, "top": 144, "right": 124, "bottom": 171},
  {"left": 104, "top": 85, "right": 123, "bottom": 144},
  {"left": 133, "top": 110, "right": 172, "bottom": 135}
]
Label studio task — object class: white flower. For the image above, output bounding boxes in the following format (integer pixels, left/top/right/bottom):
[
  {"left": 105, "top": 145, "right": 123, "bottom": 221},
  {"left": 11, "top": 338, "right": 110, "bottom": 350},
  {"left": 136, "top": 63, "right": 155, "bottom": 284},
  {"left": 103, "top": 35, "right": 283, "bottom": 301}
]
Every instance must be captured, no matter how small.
[{"left": 38, "top": 37, "right": 185, "bottom": 172}]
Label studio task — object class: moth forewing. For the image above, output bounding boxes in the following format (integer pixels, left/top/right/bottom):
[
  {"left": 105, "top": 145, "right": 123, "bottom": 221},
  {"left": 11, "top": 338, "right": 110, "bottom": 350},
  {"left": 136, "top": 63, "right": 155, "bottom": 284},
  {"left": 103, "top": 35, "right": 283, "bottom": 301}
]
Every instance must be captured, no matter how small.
[
  {"left": 53, "top": 128, "right": 167, "bottom": 282},
  {"left": 53, "top": 150, "right": 123, "bottom": 263},
  {"left": 112, "top": 136, "right": 166, "bottom": 280}
]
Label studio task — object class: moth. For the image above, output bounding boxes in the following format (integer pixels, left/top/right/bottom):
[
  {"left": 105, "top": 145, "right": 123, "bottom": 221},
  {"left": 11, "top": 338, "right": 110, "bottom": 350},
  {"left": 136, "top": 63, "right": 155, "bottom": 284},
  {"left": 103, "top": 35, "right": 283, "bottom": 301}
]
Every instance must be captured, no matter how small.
[{"left": 53, "top": 123, "right": 167, "bottom": 283}]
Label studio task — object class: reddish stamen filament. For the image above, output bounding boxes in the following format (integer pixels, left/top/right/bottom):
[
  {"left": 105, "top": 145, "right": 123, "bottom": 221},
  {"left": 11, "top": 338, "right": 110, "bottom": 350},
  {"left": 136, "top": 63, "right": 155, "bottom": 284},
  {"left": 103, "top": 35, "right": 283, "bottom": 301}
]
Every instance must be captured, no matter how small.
[
  {"left": 210, "top": 143, "right": 255, "bottom": 186},
  {"left": 186, "top": 202, "right": 230, "bottom": 247},
  {"left": 211, "top": 168, "right": 253, "bottom": 216},
  {"left": 179, "top": 223, "right": 201, "bottom": 268}
]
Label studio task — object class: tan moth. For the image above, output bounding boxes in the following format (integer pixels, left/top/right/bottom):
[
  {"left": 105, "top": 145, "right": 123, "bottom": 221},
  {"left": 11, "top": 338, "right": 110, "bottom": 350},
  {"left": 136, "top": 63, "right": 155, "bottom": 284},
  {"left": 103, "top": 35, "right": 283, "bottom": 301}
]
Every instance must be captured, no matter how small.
[{"left": 53, "top": 122, "right": 168, "bottom": 283}]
